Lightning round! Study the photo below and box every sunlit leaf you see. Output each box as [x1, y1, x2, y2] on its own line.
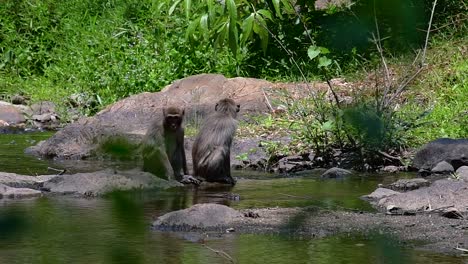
[272, 0, 282, 19]
[207, 0, 215, 19]
[318, 56, 332, 68]
[241, 13, 254, 44]
[319, 46, 330, 54]
[228, 20, 239, 55]
[168, 0, 182, 16]
[226, 0, 237, 21]
[185, 19, 199, 41]
[184, 0, 192, 18]
[307, 46, 320, 60]
[200, 13, 209, 39]
[257, 9, 273, 21]
[280, 0, 295, 14]
[215, 22, 228, 49]
[253, 15, 268, 53]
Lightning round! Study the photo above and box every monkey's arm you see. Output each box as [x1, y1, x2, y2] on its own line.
[180, 138, 189, 176]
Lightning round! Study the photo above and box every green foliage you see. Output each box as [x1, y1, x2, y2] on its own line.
[0, 0, 239, 113]
[95, 136, 139, 161]
[401, 35, 468, 144]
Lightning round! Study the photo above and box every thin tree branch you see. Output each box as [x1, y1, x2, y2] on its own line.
[421, 0, 438, 65]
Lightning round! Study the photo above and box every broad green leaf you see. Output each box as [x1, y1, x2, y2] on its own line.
[207, 0, 215, 19]
[319, 46, 330, 54]
[241, 13, 254, 44]
[185, 19, 199, 41]
[184, 0, 192, 18]
[307, 46, 320, 60]
[169, 0, 182, 16]
[215, 22, 228, 49]
[200, 14, 209, 40]
[280, 0, 295, 14]
[253, 15, 268, 53]
[318, 56, 332, 68]
[272, 0, 282, 19]
[257, 9, 272, 20]
[228, 20, 239, 56]
[226, 0, 237, 21]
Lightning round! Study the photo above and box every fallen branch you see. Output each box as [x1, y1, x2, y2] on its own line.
[203, 244, 236, 263]
[261, 88, 274, 112]
[455, 247, 468, 253]
[47, 167, 66, 175]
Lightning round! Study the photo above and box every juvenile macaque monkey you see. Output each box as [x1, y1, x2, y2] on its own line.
[192, 98, 240, 185]
[142, 107, 188, 181]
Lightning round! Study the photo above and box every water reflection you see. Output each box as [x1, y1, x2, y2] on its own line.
[1, 133, 465, 263]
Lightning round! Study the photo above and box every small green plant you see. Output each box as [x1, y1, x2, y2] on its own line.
[235, 152, 249, 162]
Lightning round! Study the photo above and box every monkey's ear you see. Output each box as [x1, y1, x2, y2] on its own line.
[181, 108, 185, 116]
[215, 103, 219, 111]
[236, 104, 240, 112]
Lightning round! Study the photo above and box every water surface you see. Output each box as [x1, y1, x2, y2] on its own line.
[0, 132, 465, 263]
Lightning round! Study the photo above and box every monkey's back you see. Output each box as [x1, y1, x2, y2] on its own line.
[192, 112, 238, 182]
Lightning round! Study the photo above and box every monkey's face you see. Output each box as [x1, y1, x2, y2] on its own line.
[165, 115, 182, 131]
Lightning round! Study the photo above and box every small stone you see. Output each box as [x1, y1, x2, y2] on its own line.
[382, 165, 400, 173]
[431, 160, 454, 174]
[441, 207, 463, 219]
[362, 188, 400, 202]
[456, 166, 468, 182]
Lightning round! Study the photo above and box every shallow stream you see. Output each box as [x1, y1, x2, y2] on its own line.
[0, 132, 465, 263]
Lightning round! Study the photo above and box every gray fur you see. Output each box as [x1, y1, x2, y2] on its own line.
[192, 98, 239, 185]
[142, 107, 188, 181]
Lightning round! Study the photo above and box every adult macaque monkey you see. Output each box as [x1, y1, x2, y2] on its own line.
[192, 98, 240, 185]
[142, 106, 198, 184]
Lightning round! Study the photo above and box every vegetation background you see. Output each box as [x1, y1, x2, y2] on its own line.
[0, 0, 466, 166]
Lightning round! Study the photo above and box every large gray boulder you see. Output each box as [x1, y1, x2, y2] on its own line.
[413, 138, 468, 171]
[153, 203, 243, 230]
[42, 169, 181, 196]
[0, 170, 180, 197]
[371, 179, 468, 213]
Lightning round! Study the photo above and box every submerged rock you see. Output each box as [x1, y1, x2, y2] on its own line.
[0, 183, 42, 199]
[0, 169, 180, 197]
[361, 188, 400, 202]
[320, 167, 352, 179]
[153, 203, 243, 230]
[386, 178, 430, 192]
[0, 172, 54, 189]
[43, 169, 182, 196]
